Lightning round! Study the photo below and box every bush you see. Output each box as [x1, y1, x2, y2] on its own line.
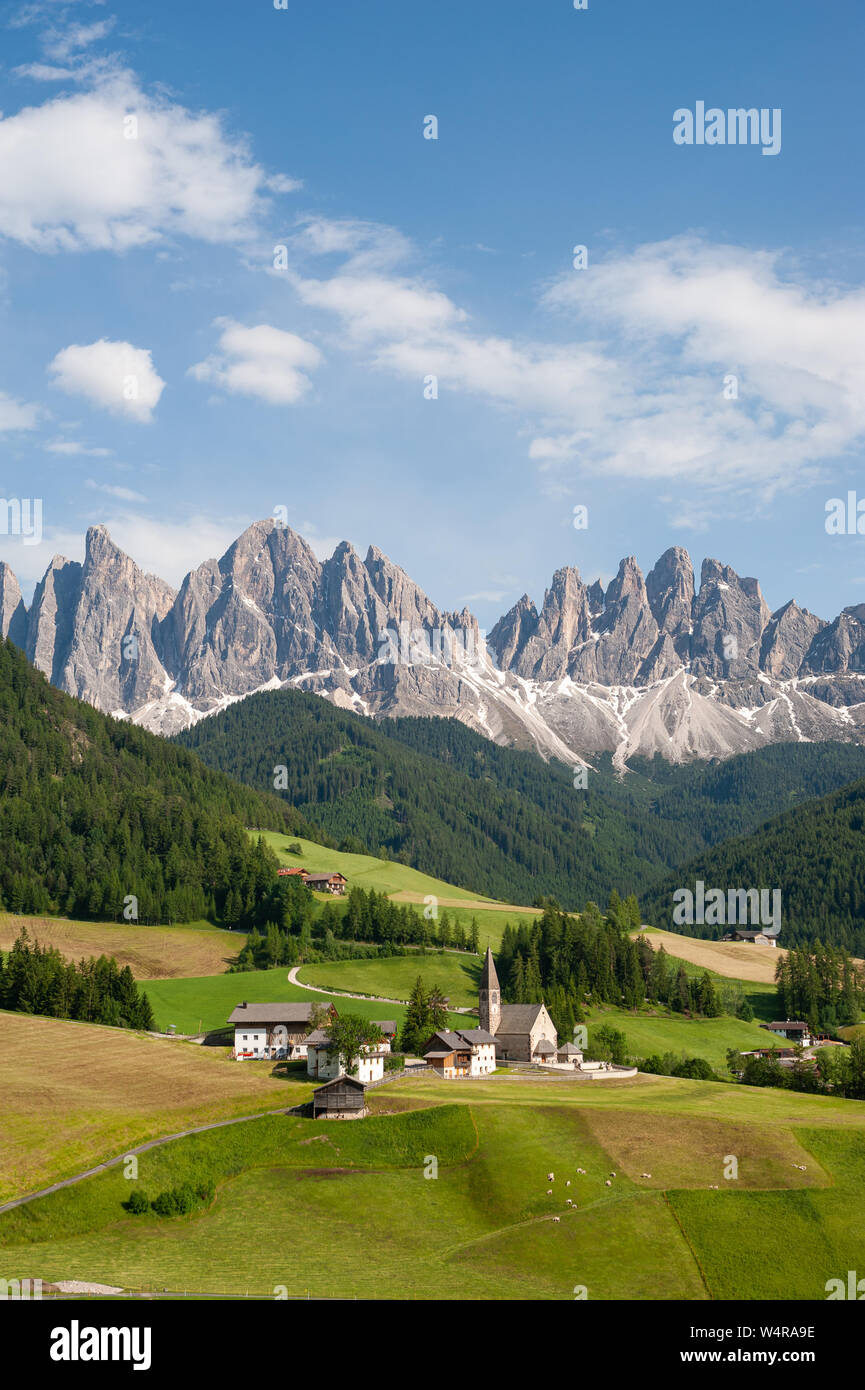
[151, 1189, 180, 1217]
[126, 1189, 150, 1214]
[150, 1180, 215, 1216]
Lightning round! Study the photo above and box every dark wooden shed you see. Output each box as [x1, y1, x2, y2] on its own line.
[312, 1074, 368, 1119]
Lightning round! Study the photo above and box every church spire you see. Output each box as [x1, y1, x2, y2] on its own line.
[479, 946, 501, 1034]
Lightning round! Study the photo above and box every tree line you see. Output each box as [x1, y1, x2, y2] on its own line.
[0, 637, 321, 928]
[0, 929, 154, 1030]
[497, 892, 724, 1040]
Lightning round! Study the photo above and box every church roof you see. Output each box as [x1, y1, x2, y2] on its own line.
[497, 1002, 545, 1032]
[479, 946, 500, 992]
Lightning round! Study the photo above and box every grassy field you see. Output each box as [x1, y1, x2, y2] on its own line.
[637, 926, 785, 986]
[0, 913, 246, 979]
[140, 965, 466, 1036]
[297, 952, 482, 1011]
[0, 1011, 315, 1204]
[4, 1073, 865, 1300]
[259, 832, 540, 949]
[584, 1003, 782, 1071]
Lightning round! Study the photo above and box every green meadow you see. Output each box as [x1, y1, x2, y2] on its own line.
[584, 1003, 783, 1072]
[4, 1076, 865, 1300]
[258, 832, 540, 949]
[296, 951, 482, 1012]
[141, 966, 466, 1036]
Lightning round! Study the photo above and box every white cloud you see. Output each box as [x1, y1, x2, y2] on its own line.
[189, 318, 322, 406]
[0, 391, 39, 430]
[288, 224, 865, 498]
[42, 18, 116, 63]
[0, 69, 298, 251]
[48, 338, 166, 422]
[45, 438, 112, 456]
[294, 272, 466, 343]
[84, 478, 146, 502]
[13, 63, 76, 82]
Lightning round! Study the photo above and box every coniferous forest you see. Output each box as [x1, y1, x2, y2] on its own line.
[0, 929, 155, 1030]
[176, 686, 865, 931]
[0, 639, 321, 926]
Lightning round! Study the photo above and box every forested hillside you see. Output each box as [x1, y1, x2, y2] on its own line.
[0, 638, 320, 925]
[176, 687, 865, 911]
[643, 778, 865, 956]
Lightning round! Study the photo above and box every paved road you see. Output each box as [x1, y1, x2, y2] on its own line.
[287, 965, 475, 1014]
[0, 1105, 304, 1217]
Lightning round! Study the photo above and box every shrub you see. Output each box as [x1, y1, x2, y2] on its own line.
[126, 1189, 150, 1214]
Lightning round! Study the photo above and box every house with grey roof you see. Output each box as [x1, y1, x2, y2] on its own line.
[306, 1026, 387, 1084]
[423, 1027, 497, 1078]
[228, 1001, 337, 1061]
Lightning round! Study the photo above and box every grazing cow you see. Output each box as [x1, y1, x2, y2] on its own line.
[547, 1189, 553, 1195]
[553, 1217, 560, 1224]
[605, 1179, 612, 1187]
[609, 1171, 616, 1178]
[565, 1180, 571, 1187]
[547, 1172, 554, 1181]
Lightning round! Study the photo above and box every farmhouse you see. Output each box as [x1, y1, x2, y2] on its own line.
[762, 1021, 812, 1045]
[313, 1074, 368, 1120]
[370, 1020, 398, 1051]
[723, 928, 779, 946]
[306, 872, 348, 895]
[423, 1028, 497, 1078]
[275, 868, 348, 895]
[478, 946, 558, 1062]
[228, 1001, 337, 1060]
[306, 1028, 386, 1083]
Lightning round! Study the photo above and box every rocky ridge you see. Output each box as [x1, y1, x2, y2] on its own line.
[3, 520, 865, 767]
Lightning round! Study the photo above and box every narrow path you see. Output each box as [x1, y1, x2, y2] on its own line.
[0, 1105, 304, 1218]
[287, 966, 476, 1015]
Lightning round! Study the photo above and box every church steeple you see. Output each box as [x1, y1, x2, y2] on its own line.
[479, 945, 501, 1034]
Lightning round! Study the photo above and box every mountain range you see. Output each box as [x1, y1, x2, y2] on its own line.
[3, 518, 865, 765]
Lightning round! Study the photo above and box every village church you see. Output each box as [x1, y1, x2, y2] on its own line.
[479, 946, 558, 1062]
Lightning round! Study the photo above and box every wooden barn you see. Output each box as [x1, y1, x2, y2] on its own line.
[312, 1074, 368, 1120]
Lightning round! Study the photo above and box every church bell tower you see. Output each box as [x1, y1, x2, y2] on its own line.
[479, 946, 501, 1034]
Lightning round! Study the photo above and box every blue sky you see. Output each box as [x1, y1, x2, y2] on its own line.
[0, 0, 864, 632]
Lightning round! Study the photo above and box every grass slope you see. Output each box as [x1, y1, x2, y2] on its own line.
[0, 1011, 312, 1204]
[4, 1077, 865, 1300]
[585, 1004, 783, 1071]
[637, 926, 785, 987]
[296, 953, 482, 1011]
[0, 913, 246, 980]
[140, 966, 467, 1036]
[262, 831, 540, 949]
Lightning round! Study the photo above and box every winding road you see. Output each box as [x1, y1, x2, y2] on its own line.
[0, 1105, 304, 1217]
[287, 965, 475, 1014]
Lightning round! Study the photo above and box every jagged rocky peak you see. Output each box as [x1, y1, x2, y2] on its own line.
[0, 561, 27, 647]
[364, 543, 443, 627]
[487, 594, 539, 672]
[760, 600, 826, 680]
[580, 555, 662, 684]
[646, 546, 695, 658]
[25, 554, 83, 685]
[690, 557, 771, 678]
[801, 603, 865, 675]
[10, 519, 865, 763]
